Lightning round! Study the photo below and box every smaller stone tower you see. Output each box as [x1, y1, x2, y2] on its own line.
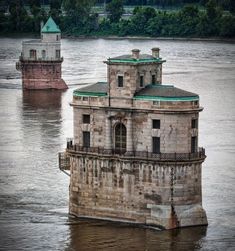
[16, 17, 67, 89]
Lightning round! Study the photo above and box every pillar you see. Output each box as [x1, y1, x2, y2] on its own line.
[126, 117, 133, 153]
[105, 116, 112, 150]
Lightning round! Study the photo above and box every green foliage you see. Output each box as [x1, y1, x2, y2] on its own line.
[62, 0, 94, 28]
[106, 0, 124, 23]
[0, 0, 234, 38]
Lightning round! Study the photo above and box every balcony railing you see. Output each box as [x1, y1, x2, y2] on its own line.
[19, 55, 63, 62]
[58, 152, 70, 170]
[66, 141, 206, 162]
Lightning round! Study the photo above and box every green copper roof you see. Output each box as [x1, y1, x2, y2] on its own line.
[74, 82, 107, 97]
[73, 82, 199, 102]
[135, 84, 199, 101]
[133, 95, 199, 101]
[106, 58, 166, 64]
[105, 54, 166, 64]
[41, 17, 61, 33]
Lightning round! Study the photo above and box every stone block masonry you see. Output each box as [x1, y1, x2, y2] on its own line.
[20, 60, 67, 90]
[68, 154, 207, 229]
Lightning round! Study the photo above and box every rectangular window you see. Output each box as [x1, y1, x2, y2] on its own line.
[83, 131, 90, 148]
[140, 75, 144, 87]
[42, 50, 46, 59]
[152, 119, 160, 129]
[152, 137, 160, 153]
[191, 136, 197, 153]
[30, 49, 36, 59]
[152, 74, 156, 84]
[56, 49, 60, 59]
[117, 76, 123, 87]
[192, 118, 198, 129]
[83, 114, 90, 124]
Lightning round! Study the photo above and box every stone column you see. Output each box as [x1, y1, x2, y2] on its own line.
[126, 117, 133, 153]
[105, 116, 112, 150]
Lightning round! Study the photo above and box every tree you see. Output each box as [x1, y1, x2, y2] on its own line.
[9, 0, 29, 31]
[50, 0, 62, 10]
[30, 0, 41, 17]
[62, 0, 95, 25]
[50, 0, 62, 22]
[106, 0, 124, 23]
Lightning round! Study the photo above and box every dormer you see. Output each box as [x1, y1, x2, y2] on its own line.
[105, 48, 166, 99]
[41, 17, 61, 43]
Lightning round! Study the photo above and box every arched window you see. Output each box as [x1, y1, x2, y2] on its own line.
[115, 123, 126, 153]
[29, 49, 36, 59]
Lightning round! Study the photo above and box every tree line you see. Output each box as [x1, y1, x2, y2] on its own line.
[0, 0, 234, 38]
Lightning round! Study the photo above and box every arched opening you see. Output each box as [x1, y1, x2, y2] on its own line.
[114, 123, 126, 153]
[29, 49, 36, 59]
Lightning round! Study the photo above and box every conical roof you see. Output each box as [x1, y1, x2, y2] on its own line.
[41, 17, 61, 33]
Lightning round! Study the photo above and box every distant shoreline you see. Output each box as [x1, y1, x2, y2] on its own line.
[1, 33, 235, 43]
[65, 35, 235, 43]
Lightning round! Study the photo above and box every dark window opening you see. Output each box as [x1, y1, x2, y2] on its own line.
[56, 49, 60, 59]
[152, 119, 160, 129]
[152, 137, 160, 153]
[152, 74, 156, 84]
[140, 75, 144, 87]
[191, 136, 197, 153]
[83, 131, 90, 148]
[30, 49, 36, 59]
[42, 50, 46, 59]
[192, 118, 198, 129]
[118, 76, 123, 87]
[83, 114, 90, 124]
[115, 123, 126, 153]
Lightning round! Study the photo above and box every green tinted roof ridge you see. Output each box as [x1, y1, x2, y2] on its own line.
[41, 17, 60, 33]
[134, 95, 199, 101]
[108, 58, 166, 64]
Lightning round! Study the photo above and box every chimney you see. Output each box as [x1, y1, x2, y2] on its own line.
[132, 49, 140, 60]
[152, 47, 160, 58]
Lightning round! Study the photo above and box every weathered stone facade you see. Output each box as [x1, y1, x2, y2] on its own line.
[16, 17, 67, 90]
[60, 48, 207, 229]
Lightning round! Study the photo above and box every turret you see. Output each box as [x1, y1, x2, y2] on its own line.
[41, 17, 61, 43]
[16, 17, 67, 89]
[105, 48, 165, 98]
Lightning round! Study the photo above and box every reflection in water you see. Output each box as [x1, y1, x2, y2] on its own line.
[22, 90, 64, 108]
[65, 219, 207, 251]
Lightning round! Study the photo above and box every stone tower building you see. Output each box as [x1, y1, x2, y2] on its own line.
[59, 48, 207, 229]
[16, 17, 67, 89]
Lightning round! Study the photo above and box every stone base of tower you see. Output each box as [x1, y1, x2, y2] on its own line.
[69, 203, 207, 230]
[22, 78, 67, 90]
[146, 204, 208, 229]
[67, 152, 207, 230]
[17, 59, 68, 90]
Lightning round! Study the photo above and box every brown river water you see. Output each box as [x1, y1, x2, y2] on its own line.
[0, 38, 234, 251]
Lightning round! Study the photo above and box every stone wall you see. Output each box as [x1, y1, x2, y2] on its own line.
[73, 107, 199, 153]
[69, 154, 207, 229]
[20, 60, 67, 89]
[108, 63, 162, 98]
[22, 41, 61, 60]
[72, 95, 200, 111]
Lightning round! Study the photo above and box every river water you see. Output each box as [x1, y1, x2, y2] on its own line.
[0, 37, 234, 251]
